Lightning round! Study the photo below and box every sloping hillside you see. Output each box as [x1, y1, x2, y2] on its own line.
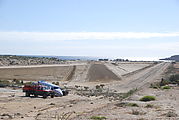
[0, 55, 63, 66]
[160, 55, 179, 61]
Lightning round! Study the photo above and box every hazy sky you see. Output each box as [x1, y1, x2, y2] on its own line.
[0, 0, 179, 60]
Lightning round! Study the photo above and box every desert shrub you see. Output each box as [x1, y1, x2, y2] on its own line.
[162, 86, 171, 89]
[150, 82, 160, 89]
[21, 80, 24, 84]
[168, 74, 179, 84]
[14, 79, 21, 84]
[145, 104, 154, 108]
[1, 113, 13, 119]
[56, 111, 75, 120]
[100, 84, 105, 88]
[139, 96, 156, 102]
[0, 80, 11, 87]
[131, 109, 146, 115]
[137, 118, 146, 120]
[95, 85, 103, 92]
[84, 86, 89, 90]
[160, 78, 169, 86]
[75, 85, 80, 88]
[115, 102, 128, 107]
[24, 81, 33, 85]
[55, 82, 59, 85]
[90, 116, 107, 120]
[122, 88, 137, 99]
[166, 111, 178, 117]
[95, 85, 100, 89]
[127, 103, 139, 107]
[52, 81, 59, 85]
[115, 102, 139, 107]
[131, 110, 140, 115]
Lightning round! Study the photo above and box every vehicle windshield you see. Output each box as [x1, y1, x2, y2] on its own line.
[54, 87, 59, 89]
[42, 87, 49, 90]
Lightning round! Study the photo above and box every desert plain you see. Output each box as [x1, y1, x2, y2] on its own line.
[0, 61, 178, 120]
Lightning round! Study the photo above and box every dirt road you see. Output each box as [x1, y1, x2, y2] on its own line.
[108, 62, 170, 92]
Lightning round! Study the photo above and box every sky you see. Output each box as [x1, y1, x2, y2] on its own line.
[0, 0, 179, 60]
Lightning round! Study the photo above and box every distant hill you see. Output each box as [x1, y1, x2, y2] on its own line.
[18, 55, 99, 61]
[160, 55, 179, 61]
[0, 55, 63, 66]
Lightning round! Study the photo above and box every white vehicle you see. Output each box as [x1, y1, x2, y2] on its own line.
[38, 81, 68, 97]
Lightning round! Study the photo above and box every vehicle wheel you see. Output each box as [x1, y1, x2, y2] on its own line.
[34, 93, 38, 97]
[62, 90, 69, 96]
[25, 92, 30, 97]
[51, 95, 54, 98]
[43, 94, 47, 99]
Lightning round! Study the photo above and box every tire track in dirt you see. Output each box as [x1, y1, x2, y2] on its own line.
[117, 62, 170, 92]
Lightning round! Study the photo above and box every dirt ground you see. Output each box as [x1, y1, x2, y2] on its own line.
[0, 61, 178, 120]
[72, 86, 179, 120]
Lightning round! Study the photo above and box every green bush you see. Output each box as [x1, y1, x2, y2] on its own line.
[139, 96, 156, 102]
[90, 116, 107, 120]
[127, 103, 139, 107]
[162, 86, 171, 89]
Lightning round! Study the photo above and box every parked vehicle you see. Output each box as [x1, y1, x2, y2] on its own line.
[23, 84, 55, 98]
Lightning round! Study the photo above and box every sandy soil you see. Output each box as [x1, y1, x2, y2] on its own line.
[0, 61, 178, 120]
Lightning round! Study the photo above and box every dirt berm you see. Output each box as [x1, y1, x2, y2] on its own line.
[87, 64, 121, 82]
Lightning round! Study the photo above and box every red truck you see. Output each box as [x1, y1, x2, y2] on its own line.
[23, 84, 55, 98]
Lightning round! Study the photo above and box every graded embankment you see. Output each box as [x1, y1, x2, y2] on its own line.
[87, 64, 121, 82]
[0, 66, 70, 81]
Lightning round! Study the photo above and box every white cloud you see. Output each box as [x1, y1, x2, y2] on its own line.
[0, 31, 179, 41]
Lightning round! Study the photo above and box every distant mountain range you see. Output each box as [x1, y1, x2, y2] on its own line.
[160, 55, 179, 61]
